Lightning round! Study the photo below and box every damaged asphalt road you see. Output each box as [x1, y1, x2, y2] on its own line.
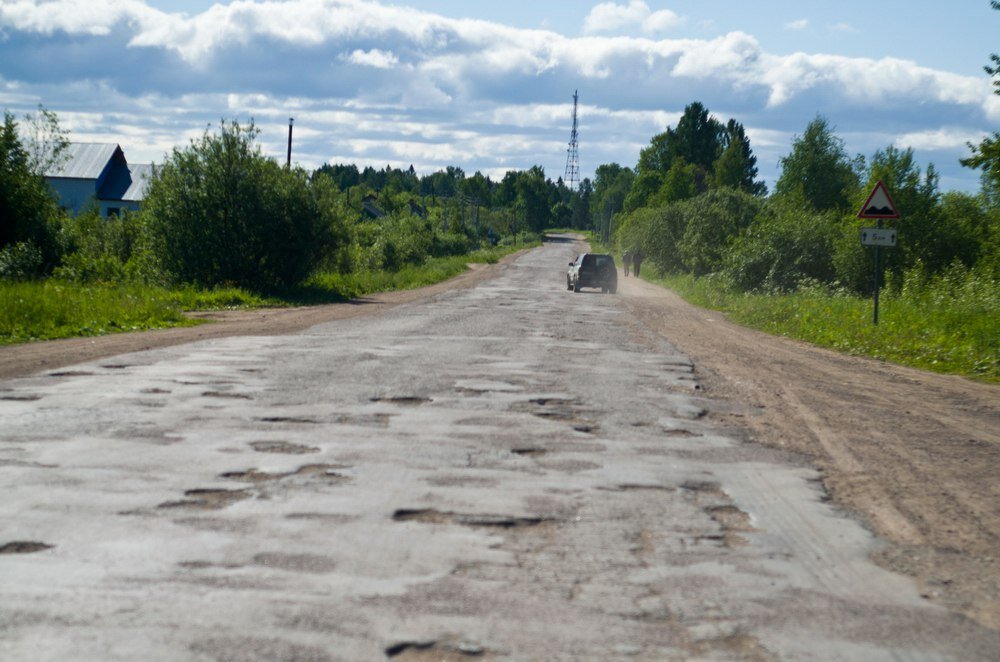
[1, 238, 996, 660]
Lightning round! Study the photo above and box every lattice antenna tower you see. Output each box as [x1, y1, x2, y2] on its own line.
[564, 90, 580, 191]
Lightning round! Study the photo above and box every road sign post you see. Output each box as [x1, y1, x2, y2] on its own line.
[857, 181, 900, 325]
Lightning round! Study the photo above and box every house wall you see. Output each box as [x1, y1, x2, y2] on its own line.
[49, 178, 97, 215]
[47, 178, 141, 217]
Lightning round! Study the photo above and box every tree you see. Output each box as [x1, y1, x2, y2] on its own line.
[21, 104, 70, 176]
[677, 189, 763, 276]
[960, 1, 1000, 196]
[627, 102, 763, 210]
[774, 116, 862, 212]
[142, 120, 329, 290]
[671, 101, 725, 172]
[514, 166, 551, 232]
[0, 110, 61, 273]
[648, 158, 698, 207]
[714, 120, 767, 195]
[570, 178, 593, 229]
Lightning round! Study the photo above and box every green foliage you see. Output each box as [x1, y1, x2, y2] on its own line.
[0, 110, 62, 271]
[0, 241, 44, 280]
[22, 104, 70, 177]
[0, 281, 192, 344]
[654, 268, 998, 381]
[142, 120, 331, 291]
[715, 120, 767, 196]
[52, 208, 160, 284]
[961, 2, 1000, 194]
[725, 199, 840, 292]
[626, 102, 765, 211]
[649, 158, 699, 207]
[775, 115, 862, 212]
[677, 189, 763, 275]
[616, 188, 762, 277]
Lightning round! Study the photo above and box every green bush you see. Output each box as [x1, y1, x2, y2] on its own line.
[677, 189, 763, 275]
[142, 120, 330, 291]
[725, 199, 840, 292]
[0, 241, 44, 280]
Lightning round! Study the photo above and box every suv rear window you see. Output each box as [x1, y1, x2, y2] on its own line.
[583, 254, 614, 269]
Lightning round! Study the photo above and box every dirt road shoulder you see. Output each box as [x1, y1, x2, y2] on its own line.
[617, 271, 1000, 630]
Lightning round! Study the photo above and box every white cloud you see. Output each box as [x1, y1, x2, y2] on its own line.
[895, 127, 988, 151]
[0, 0, 994, 190]
[0, 0, 162, 36]
[784, 19, 809, 31]
[829, 22, 859, 34]
[344, 48, 399, 69]
[583, 1, 681, 35]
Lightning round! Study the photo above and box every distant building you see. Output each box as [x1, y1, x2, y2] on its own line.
[44, 143, 151, 217]
[361, 193, 386, 219]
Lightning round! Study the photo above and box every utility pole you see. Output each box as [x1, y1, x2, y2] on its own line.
[563, 90, 580, 192]
[286, 117, 294, 168]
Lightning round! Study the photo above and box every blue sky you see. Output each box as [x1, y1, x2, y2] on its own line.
[2, 1, 997, 192]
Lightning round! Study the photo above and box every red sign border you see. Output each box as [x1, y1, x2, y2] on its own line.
[858, 180, 900, 219]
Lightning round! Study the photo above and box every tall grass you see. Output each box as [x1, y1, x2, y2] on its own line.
[300, 248, 517, 302]
[653, 270, 999, 381]
[0, 244, 532, 346]
[0, 281, 190, 344]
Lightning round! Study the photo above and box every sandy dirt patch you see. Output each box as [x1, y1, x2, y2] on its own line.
[616, 270, 1000, 630]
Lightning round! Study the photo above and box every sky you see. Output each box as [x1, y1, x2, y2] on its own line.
[1, 0, 997, 193]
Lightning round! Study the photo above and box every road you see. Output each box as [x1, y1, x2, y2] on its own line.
[1, 236, 997, 660]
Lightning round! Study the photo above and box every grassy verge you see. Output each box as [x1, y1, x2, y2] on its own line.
[0, 243, 534, 346]
[589, 233, 997, 381]
[296, 245, 530, 303]
[650, 271, 999, 382]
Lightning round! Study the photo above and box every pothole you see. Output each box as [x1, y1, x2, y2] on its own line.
[707, 505, 755, 532]
[662, 428, 703, 438]
[220, 463, 349, 483]
[680, 480, 726, 499]
[140, 388, 172, 395]
[370, 396, 432, 406]
[333, 412, 394, 427]
[101, 364, 131, 370]
[0, 395, 42, 402]
[202, 391, 253, 400]
[392, 508, 554, 529]
[600, 484, 675, 493]
[385, 640, 488, 659]
[528, 398, 578, 407]
[423, 475, 499, 488]
[256, 416, 321, 425]
[0, 541, 54, 554]
[511, 447, 547, 457]
[157, 488, 251, 510]
[47, 371, 93, 377]
[250, 441, 319, 454]
[219, 469, 286, 482]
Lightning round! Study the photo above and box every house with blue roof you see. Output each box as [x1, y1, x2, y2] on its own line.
[44, 143, 151, 217]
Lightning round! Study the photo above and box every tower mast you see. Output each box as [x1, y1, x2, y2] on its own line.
[563, 90, 580, 191]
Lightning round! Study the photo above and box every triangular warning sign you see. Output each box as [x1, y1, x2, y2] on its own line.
[858, 180, 900, 219]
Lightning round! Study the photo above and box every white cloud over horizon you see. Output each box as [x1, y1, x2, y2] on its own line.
[0, 0, 995, 191]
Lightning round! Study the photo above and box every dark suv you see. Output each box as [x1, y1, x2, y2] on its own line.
[567, 253, 617, 293]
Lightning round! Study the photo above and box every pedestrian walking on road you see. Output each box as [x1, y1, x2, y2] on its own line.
[633, 250, 645, 278]
[622, 250, 631, 277]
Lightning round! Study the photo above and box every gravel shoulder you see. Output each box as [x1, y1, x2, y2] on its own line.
[616, 270, 1000, 630]
[3, 242, 997, 631]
